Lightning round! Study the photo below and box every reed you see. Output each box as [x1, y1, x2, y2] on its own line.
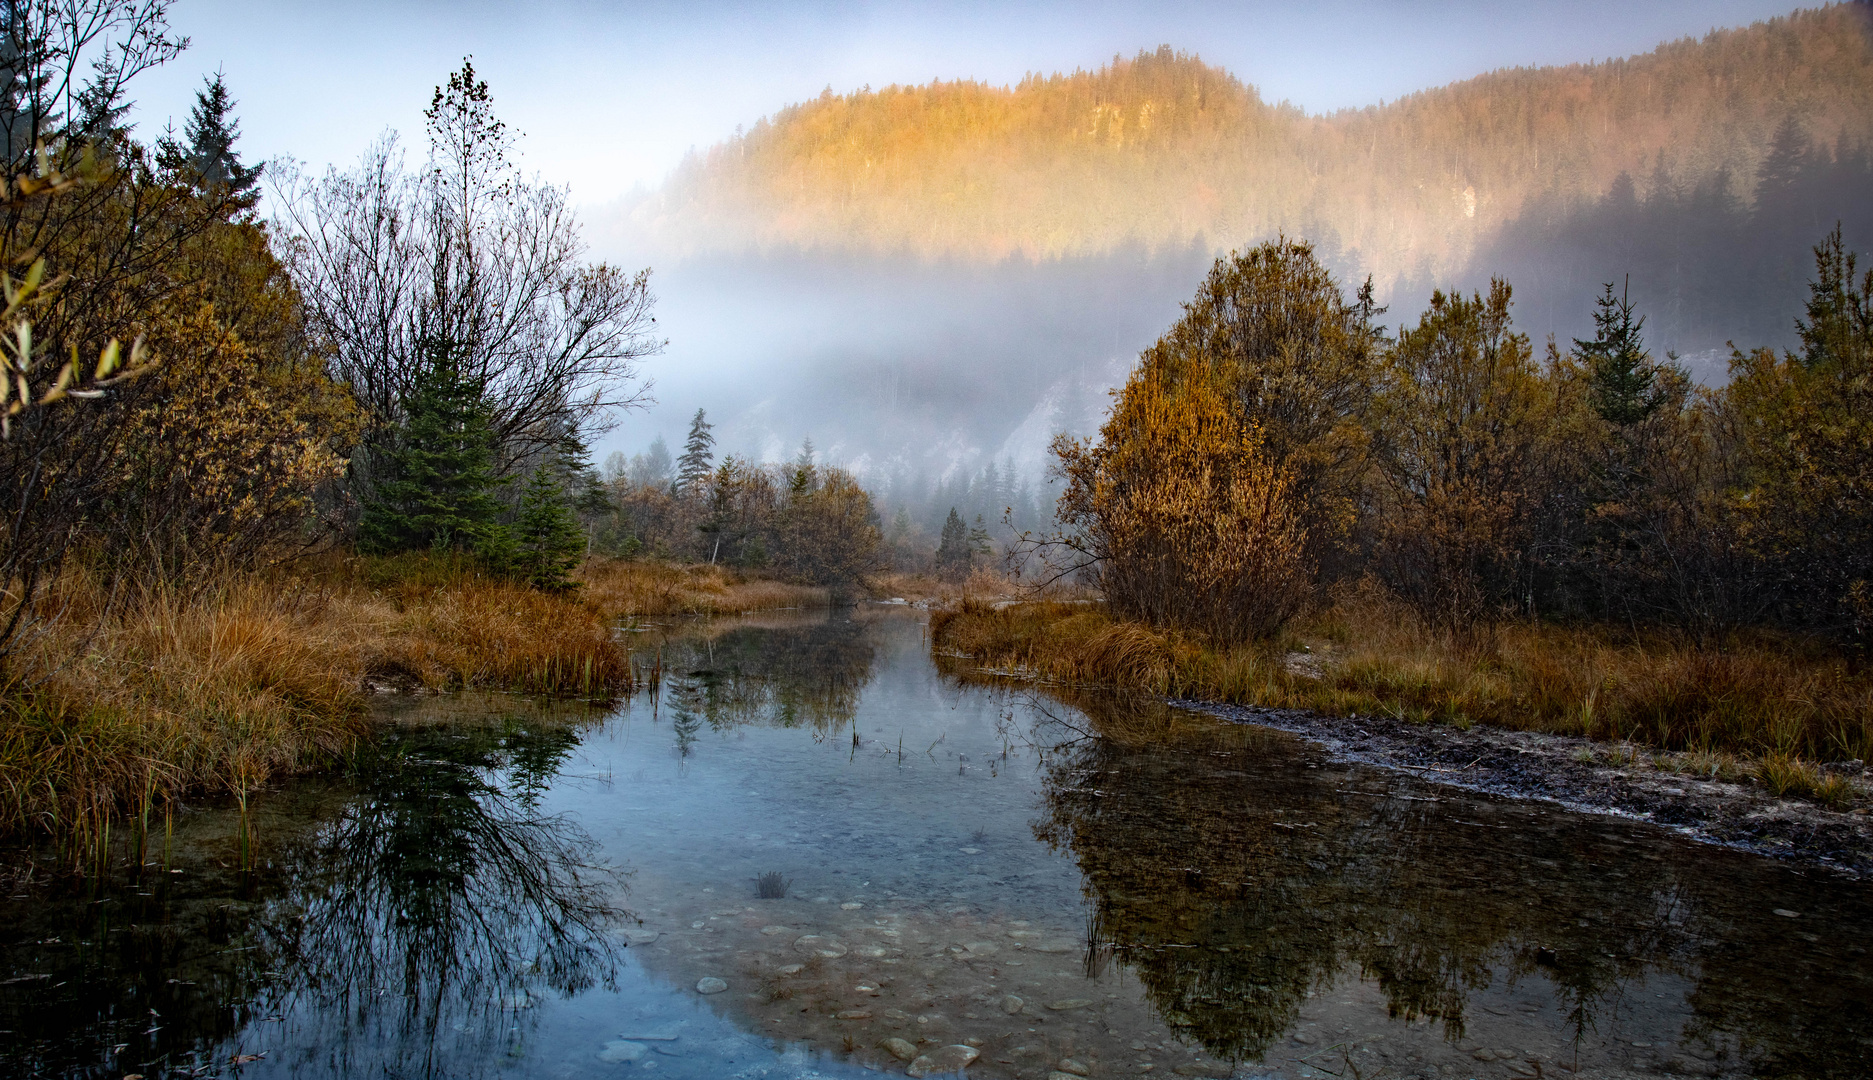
[576, 558, 828, 616]
[0, 552, 641, 847]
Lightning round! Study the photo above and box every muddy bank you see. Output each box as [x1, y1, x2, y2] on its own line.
[1172, 699, 1873, 879]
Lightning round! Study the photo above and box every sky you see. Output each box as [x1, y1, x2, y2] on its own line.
[131, 0, 1809, 213]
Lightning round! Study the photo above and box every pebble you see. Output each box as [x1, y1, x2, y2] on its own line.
[1472, 1048, 1498, 1061]
[836, 1009, 873, 1020]
[794, 935, 849, 958]
[907, 1045, 981, 1078]
[761, 925, 794, 935]
[618, 1031, 680, 1042]
[963, 941, 1000, 955]
[778, 964, 804, 975]
[1773, 908, 1801, 918]
[1003, 994, 1026, 1015]
[842, 902, 866, 909]
[597, 1040, 648, 1063]
[696, 977, 728, 994]
[1050, 1073, 1086, 1080]
[881, 1038, 920, 1062]
[619, 927, 661, 945]
[1047, 999, 1096, 1011]
[1058, 1058, 1092, 1075]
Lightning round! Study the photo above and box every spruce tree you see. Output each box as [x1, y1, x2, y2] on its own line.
[1796, 223, 1873, 372]
[935, 507, 969, 581]
[1575, 279, 1659, 426]
[158, 72, 262, 203]
[675, 409, 715, 493]
[357, 347, 504, 555]
[513, 465, 586, 590]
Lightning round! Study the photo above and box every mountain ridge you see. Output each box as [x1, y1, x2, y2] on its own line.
[620, 2, 1873, 291]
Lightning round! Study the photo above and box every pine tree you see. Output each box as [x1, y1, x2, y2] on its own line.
[935, 507, 970, 581]
[159, 72, 262, 203]
[1575, 279, 1660, 426]
[513, 464, 586, 590]
[357, 346, 504, 555]
[675, 409, 715, 493]
[1796, 223, 1873, 372]
[788, 438, 818, 495]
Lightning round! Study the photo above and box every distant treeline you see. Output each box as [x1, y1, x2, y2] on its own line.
[1038, 230, 1873, 652]
[1455, 116, 1873, 354]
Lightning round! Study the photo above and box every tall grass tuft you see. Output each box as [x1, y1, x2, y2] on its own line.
[0, 552, 645, 849]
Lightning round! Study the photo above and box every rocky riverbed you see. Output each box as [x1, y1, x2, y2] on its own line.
[1175, 699, 1873, 879]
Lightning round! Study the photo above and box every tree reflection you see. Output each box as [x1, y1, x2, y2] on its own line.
[252, 718, 624, 1078]
[1029, 691, 1704, 1064]
[656, 612, 877, 738]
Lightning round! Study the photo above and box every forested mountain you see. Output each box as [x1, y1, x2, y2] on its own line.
[626, 3, 1871, 354]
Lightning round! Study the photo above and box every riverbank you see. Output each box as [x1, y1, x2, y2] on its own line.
[931, 597, 1873, 876]
[0, 554, 828, 845]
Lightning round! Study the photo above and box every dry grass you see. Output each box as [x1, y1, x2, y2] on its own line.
[930, 586, 1873, 767]
[577, 558, 827, 616]
[0, 552, 643, 846]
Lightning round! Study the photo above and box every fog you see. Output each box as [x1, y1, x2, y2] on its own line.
[595, 244, 1215, 495]
[592, 141, 1872, 509]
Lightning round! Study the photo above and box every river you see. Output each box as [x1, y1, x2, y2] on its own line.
[2, 609, 1867, 1079]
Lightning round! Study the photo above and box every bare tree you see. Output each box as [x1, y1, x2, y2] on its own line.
[272, 59, 660, 486]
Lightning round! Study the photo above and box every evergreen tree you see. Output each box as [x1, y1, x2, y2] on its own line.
[1575, 279, 1662, 426]
[935, 507, 969, 581]
[788, 438, 818, 495]
[357, 347, 504, 555]
[1796, 223, 1873, 372]
[513, 464, 586, 590]
[158, 72, 262, 203]
[675, 409, 715, 493]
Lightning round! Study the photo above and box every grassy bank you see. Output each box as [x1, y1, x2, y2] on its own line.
[0, 553, 837, 845]
[931, 591, 1873, 774]
[577, 559, 828, 616]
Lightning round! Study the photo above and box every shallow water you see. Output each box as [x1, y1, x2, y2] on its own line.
[2, 609, 1869, 1080]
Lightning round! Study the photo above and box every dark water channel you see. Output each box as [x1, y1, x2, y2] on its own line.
[2, 610, 1868, 1080]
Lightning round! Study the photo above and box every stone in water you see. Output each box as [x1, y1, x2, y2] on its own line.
[597, 1041, 648, 1063]
[794, 934, 849, 958]
[696, 977, 728, 994]
[1046, 999, 1095, 1011]
[907, 1045, 980, 1078]
[882, 1037, 920, 1062]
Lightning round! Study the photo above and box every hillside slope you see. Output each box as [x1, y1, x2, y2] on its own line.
[628, 3, 1873, 291]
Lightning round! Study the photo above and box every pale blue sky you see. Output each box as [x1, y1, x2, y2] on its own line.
[130, 0, 1809, 212]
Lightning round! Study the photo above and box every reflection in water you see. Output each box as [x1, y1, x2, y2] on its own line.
[656, 612, 877, 737]
[0, 708, 624, 1080]
[258, 719, 624, 1077]
[1027, 690, 1873, 1077]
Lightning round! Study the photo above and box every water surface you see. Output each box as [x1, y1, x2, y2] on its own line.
[2, 609, 1867, 1079]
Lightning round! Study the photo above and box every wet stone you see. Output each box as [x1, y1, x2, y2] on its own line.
[696, 977, 728, 994]
[837, 1009, 873, 1020]
[882, 1038, 920, 1062]
[794, 934, 849, 958]
[907, 1044, 981, 1078]
[598, 1040, 649, 1063]
[1059, 1057, 1093, 1075]
[1048, 999, 1096, 1011]
[1003, 994, 1026, 1014]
